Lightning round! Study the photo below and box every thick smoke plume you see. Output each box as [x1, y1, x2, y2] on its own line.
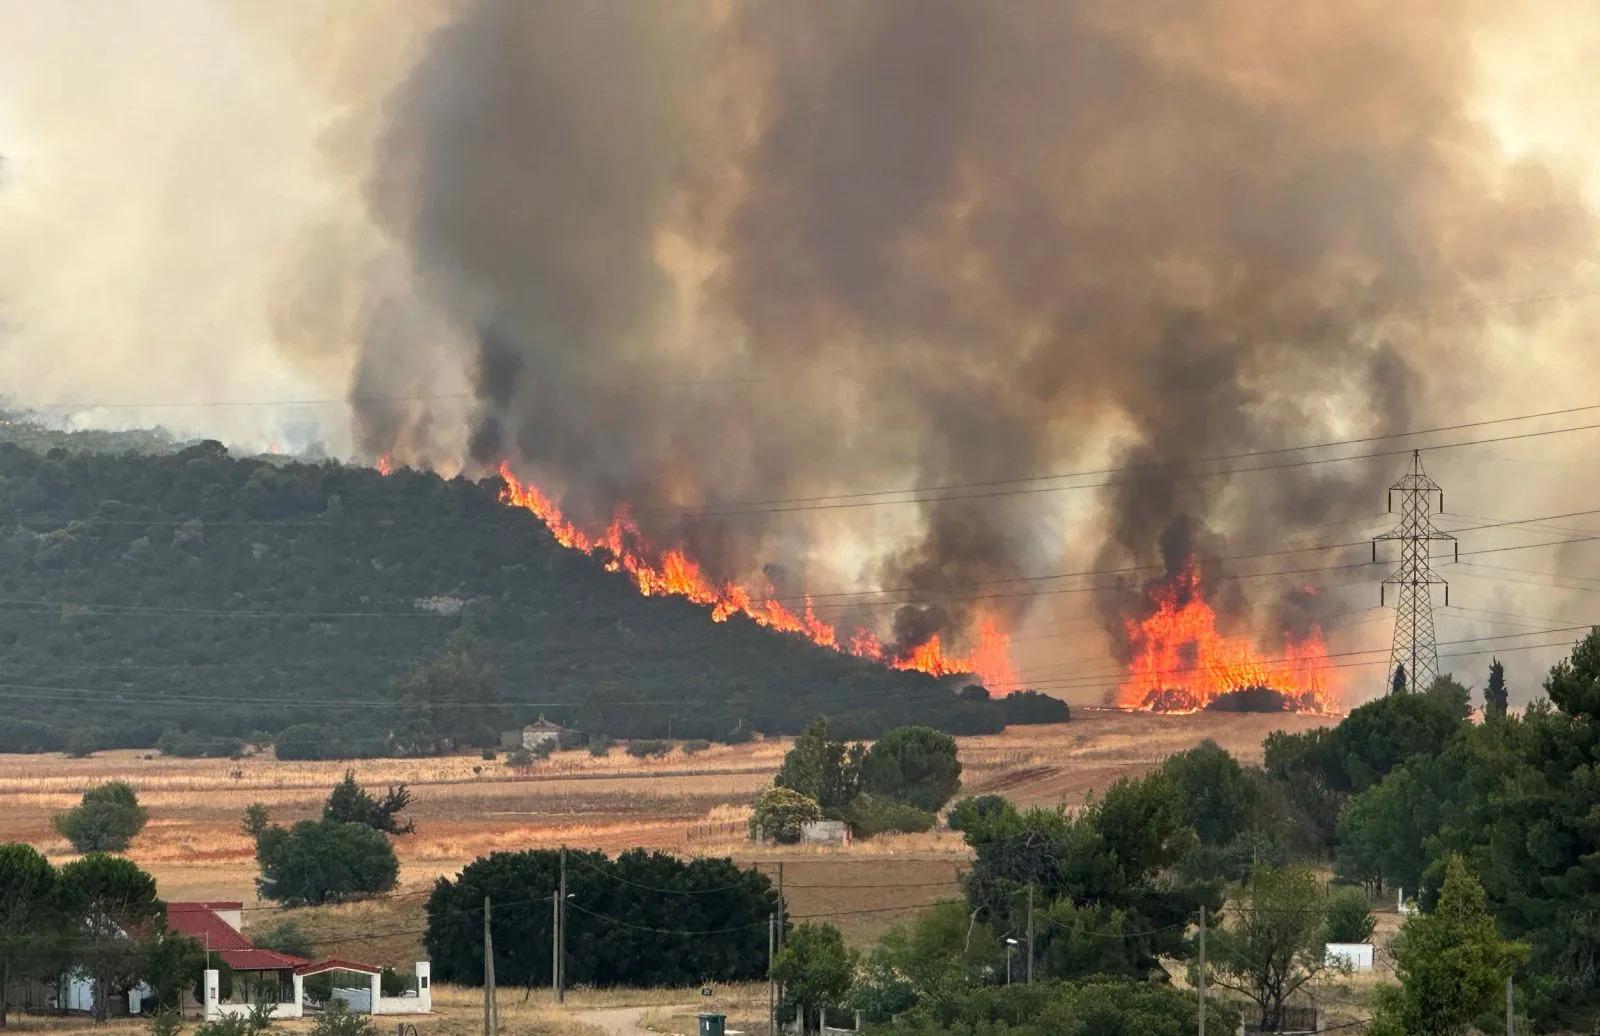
[4, 2, 1596, 686]
[327, 0, 1592, 660]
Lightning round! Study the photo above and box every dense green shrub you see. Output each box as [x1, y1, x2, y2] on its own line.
[945, 794, 1017, 836]
[1324, 886, 1375, 944]
[860, 726, 962, 812]
[255, 820, 399, 906]
[54, 781, 150, 852]
[751, 787, 823, 843]
[158, 728, 246, 759]
[274, 724, 386, 762]
[848, 795, 936, 837]
[251, 920, 316, 959]
[425, 849, 773, 988]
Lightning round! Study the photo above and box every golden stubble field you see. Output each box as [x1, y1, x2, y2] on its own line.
[0, 710, 1326, 985]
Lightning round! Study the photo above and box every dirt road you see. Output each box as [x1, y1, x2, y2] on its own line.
[574, 1004, 695, 1036]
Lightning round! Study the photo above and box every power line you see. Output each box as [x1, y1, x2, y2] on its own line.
[653, 418, 1600, 519]
[795, 507, 1600, 608]
[1375, 451, 1454, 692]
[648, 399, 1600, 513]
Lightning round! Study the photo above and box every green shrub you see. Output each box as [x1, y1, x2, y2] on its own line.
[274, 724, 386, 762]
[587, 734, 614, 757]
[683, 739, 712, 755]
[848, 794, 936, 837]
[1324, 886, 1376, 944]
[53, 780, 150, 852]
[241, 803, 270, 839]
[158, 728, 245, 759]
[309, 1002, 376, 1036]
[626, 739, 670, 758]
[251, 920, 316, 959]
[254, 819, 399, 906]
[751, 787, 823, 843]
[860, 726, 961, 812]
[149, 1010, 183, 1036]
[379, 967, 410, 997]
[946, 794, 1017, 835]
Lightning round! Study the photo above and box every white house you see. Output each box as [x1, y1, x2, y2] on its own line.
[501, 715, 570, 751]
[173, 901, 431, 1020]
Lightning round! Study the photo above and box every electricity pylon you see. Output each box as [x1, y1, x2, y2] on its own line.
[1373, 450, 1455, 693]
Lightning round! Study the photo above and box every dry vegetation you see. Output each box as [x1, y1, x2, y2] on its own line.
[0, 710, 1329, 1031]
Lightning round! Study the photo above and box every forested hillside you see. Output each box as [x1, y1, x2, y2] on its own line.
[0, 441, 1063, 755]
[0, 409, 186, 456]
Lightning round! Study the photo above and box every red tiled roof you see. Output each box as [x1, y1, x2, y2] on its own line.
[167, 903, 253, 951]
[220, 948, 310, 971]
[167, 902, 310, 972]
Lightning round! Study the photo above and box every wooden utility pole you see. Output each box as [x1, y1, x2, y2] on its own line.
[776, 861, 786, 1027]
[558, 847, 568, 1004]
[1026, 884, 1035, 984]
[1197, 906, 1207, 1036]
[551, 891, 560, 999]
[768, 912, 778, 1036]
[482, 897, 496, 1036]
[1506, 975, 1515, 1036]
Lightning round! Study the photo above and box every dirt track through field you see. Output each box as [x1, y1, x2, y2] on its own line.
[577, 1004, 692, 1036]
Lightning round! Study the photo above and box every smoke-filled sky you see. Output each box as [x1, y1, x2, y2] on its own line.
[3, 1, 1599, 702]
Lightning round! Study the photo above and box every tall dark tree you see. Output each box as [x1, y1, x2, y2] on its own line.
[323, 772, 415, 834]
[1160, 739, 1255, 847]
[1370, 856, 1526, 1036]
[255, 820, 399, 906]
[772, 924, 856, 1030]
[860, 726, 962, 812]
[141, 934, 207, 1012]
[1391, 663, 1408, 696]
[57, 854, 164, 1021]
[425, 849, 775, 988]
[0, 844, 59, 1028]
[962, 773, 1209, 982]
[1483, 658, 1508, 719]
[774, 719, 866, 819]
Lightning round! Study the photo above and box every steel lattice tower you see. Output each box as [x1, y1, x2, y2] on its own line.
[1373, 450, 1456, 693]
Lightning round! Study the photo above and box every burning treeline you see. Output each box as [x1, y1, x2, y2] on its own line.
[497, 464, 1018, 691]
[299, 2, 1591, 706]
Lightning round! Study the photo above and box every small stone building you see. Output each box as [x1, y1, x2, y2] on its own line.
[500, 715, 570, 751]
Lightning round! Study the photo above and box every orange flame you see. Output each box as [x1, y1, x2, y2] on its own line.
[376, 454, 394, 477]
[1114, 557, 1336, 713]
[496, 462, 1018, 692]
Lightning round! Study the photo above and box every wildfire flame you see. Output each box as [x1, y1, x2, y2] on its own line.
[1114, 557, 1336, 713]
[495, 462, 1019, 692]
[376, 454, 394, 477]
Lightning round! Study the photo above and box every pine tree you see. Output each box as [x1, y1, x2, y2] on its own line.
[1370, 855, 1525, 1036]
[1483, 658, 1508, 719]
[1391, 664, 1408, 696]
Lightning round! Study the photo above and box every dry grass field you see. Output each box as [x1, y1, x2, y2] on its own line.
[0, 709, 1330, 1032]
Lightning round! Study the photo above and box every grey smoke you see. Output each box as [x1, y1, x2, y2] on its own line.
[321, 1, 1594, 660]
